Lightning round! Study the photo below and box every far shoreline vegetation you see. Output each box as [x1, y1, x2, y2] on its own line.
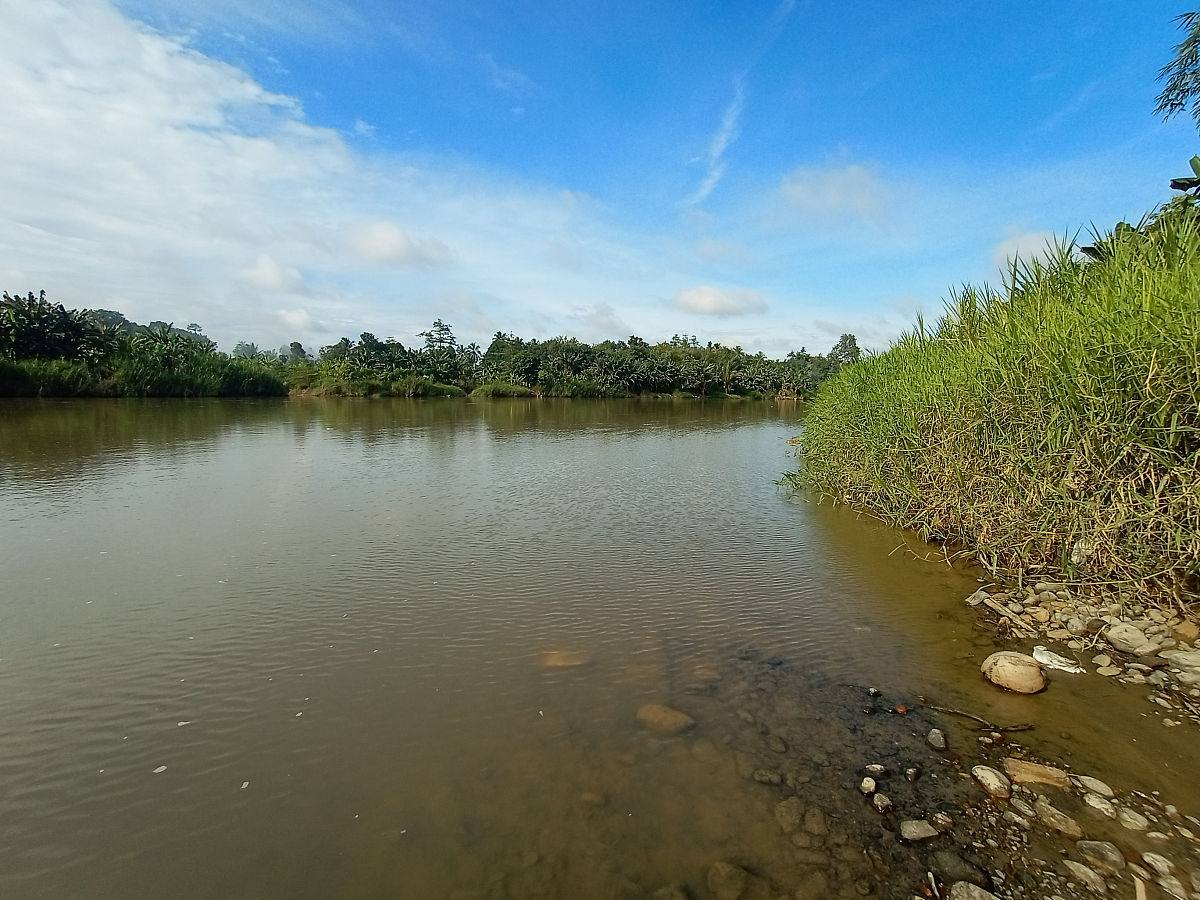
[0, 298, 860, 401]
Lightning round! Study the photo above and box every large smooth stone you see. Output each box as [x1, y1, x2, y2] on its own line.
[981, 652, 1045, 693]
[1106, 623, 1155, 655]
[636, 703, 695, 736]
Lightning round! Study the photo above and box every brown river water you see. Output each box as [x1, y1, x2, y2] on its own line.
[0, 398, 1196, 899]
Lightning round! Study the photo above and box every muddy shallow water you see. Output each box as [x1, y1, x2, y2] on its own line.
[0, 398, 1196, 898]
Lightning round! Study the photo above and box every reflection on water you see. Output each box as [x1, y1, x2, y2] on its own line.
[0, 398, 1195, 899]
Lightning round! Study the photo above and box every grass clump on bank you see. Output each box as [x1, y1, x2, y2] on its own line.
[790, 201, 1200, 603]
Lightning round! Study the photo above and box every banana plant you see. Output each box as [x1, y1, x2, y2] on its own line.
[1169, 154, 1200, 193]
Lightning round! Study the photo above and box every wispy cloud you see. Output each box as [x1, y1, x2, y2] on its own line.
[480, 52, 536, 96]
[686, 0, 795, 207]
[688, 76, 746, 206]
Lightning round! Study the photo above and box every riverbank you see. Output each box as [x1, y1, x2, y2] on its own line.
[963, 578, 1200, 727]
[790, 201, 1199, 612]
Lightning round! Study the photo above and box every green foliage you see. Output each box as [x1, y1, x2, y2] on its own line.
[279, 319, 842, 398]
[1, 290, 96, 360]
[0, 301, 840, 401]
[791, 202, 1200, 603]
[471, 382, 537, 398]
[1156, 11, 1200, 133]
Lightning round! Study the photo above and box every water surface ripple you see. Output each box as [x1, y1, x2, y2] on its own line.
[1, 398, 1196, 899]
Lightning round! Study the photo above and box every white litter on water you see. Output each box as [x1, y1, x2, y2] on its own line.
[1033, 646, 1086, 673]
[177, 721, 191, 726]
[241, 781, 250, 790]
[153, 765, 167, 774]
[295, 712, 303, 717]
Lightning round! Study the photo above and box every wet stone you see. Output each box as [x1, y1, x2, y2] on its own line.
[872, 793, 893, 815]
[927, 728, 948, 751]
[1061, 860, 1107, 893]
[947, 882, 999, 900]
[858, 777, 875, 795]
[1035, 797, 1084, 838]
[1072, 775, 1115, 798]
[1158, 875, 1189, 899]
[899, 820, 940, 842]
[1003, 757, 1071, 788]
[1117, 807, 1150, 831]
[1082, 793, 1116, 819]
[1010, 797, 1035, 818]
[1141, 852, 1173, 876]
[971, 765, 1011, 800]
[931, 850, 991, 888]
[1076, 840, 1124, 872]
[651, 886, 689, 900]
[751, 769, 781, 785]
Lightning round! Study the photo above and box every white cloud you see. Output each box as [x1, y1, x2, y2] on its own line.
[674, 286, 766, 317]
[990, 229, 1060, 269]
[349, 222, 454, 267]
[244, 254, 307, 292]
[780, 162, 885, 225]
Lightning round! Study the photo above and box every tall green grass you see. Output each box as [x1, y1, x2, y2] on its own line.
[791, 205, 1200, 603]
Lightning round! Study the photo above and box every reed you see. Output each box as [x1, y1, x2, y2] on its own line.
[792, 205, 1200, 603]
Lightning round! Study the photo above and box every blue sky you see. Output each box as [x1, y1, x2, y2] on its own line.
[1, 1, 1195, 356]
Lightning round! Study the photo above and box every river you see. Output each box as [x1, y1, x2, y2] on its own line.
[0, 398, 1195, 899]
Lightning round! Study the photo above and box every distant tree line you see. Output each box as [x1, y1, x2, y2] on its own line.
[272, 320, 861, 398]
[0, 291, 861, 398]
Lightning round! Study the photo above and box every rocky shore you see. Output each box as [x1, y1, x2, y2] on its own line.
[629, 663, 1200, 900]
[965, 582, 1200, 727]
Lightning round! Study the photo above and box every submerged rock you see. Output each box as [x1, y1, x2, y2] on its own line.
[774, 797, 805, 834]
[1034, 796, 1084, 838]
[1002, 757, 1070, 788]
[980, 652, 1045, 693]
[1076, 840, 1125, 872]
[635, 703, 695, 736]
[1061, 859, 1107, 893]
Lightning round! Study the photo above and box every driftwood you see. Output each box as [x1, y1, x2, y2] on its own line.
[923, 704, 1034, 733]
[980, 596, 1037, 636]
